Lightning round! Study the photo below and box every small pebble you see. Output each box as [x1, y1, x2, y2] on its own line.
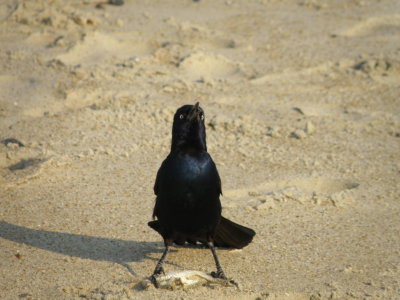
[108, 0, 124, 5]
[255, 199, 276, 210]
[266, 126, 281, 138]
[292, 129, 307, 139]
[2, 138, 24, 148]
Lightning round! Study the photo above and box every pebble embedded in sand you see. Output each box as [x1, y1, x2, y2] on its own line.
[266, 126, 281, 138]
[255, 198, 276, 210]
[109, 0, 125, 6]
[2, 138, 24, 148]
[292, 129, 307, 139]
[290, 122, 315, 139]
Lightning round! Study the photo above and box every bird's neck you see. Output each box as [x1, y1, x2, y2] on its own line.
[171, 133, 207, 153]
[171, 122, 207, 153]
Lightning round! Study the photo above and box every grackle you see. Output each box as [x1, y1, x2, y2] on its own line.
[148, 102, 255, 285]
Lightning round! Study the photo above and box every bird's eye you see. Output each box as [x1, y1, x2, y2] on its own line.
[179, 114, 184, 119]
[200, 114, 204, 120]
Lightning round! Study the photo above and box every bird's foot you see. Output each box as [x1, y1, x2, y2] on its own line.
[211, 270, 227, 280]
[150, 267, 165, 288]
[153, 265, 165, 276]
[211, 271, 238, 288]
[150, 274, 159, 288]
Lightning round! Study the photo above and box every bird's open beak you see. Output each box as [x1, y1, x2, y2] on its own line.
[188, 102, 200, 121]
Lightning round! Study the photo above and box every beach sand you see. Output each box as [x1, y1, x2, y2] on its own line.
[1, 0, 399, 299]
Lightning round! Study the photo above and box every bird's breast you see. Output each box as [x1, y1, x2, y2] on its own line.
[177, 155, 209, 180]
[171, 152, 219, 186]
[161, 152, 219, 201]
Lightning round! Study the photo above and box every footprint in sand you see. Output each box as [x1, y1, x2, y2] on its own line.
[0, 141, 49, 187]
[351, 57, 400, 84]
[57, 32, 151, 66]
[223, 177, 360, 209]
[338, 15, 400, 37]
[173, 20, 238, 50]
[0, 74, 61, 118]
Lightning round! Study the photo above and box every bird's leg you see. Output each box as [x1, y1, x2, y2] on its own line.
[151, 239, 172, 287]
[208, 241, 227, 280]
[153, 246, 169, 275]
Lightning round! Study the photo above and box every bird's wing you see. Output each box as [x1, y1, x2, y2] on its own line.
[153, 158, 168, 196]
[217, 170, 222, 196]
[210, 158, 222, 196]
[152, 157, 170, 220]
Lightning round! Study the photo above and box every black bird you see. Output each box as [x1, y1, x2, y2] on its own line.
[148, 102, 255, 284]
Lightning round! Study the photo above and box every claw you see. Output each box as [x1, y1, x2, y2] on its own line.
[211, 271, 238, 288]
[216, 271, 227, 280]
[228, 279, 239, 288]
[150, 274, 159, 288]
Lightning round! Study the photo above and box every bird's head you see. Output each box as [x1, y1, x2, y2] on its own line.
[171, 102, 207, 152]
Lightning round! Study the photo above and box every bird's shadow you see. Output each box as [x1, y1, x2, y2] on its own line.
[0, 221, 171, 278]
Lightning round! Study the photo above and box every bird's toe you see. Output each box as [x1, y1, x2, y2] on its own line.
[150, 274, 160, 288]
[211, 270, 227, 280]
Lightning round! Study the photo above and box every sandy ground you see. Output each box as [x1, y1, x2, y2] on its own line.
[1, 0, 400, 299]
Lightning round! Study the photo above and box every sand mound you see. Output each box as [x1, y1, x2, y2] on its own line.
[223, 177, 359, 208]
[57, 31, 149, 66]
[179, 52, 240, 80]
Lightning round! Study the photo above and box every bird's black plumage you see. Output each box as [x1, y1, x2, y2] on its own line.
[149, 102, 255, 284]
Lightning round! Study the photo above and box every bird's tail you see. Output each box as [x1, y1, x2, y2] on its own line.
[213, 216, 255, 249]
[148, 216, 255, 249]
